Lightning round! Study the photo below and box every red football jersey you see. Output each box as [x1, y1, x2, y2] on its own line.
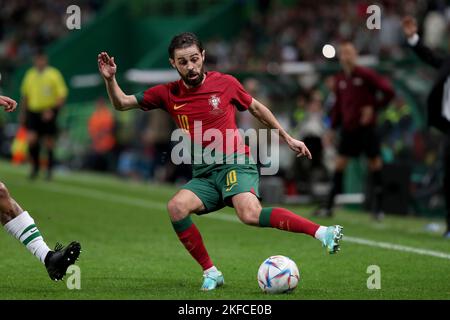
[134, 71, 254, 176]
[331, 66, 395, 131]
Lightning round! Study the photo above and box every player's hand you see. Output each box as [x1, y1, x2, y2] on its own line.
[402, 16, 418, 38]
[287, 137, 312, 159]
[98, 52, 117, 80]
[0, 95, 17, 112]
[360, 105, 374, 126]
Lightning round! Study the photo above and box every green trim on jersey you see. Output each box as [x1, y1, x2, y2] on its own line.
[134, 92, 144, 106]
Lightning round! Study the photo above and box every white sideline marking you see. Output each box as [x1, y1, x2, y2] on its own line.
[343, 236, 450, 260]
[27, 181, 450, 261]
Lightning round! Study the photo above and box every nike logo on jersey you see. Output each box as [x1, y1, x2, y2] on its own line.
[173, 103, 187, 110]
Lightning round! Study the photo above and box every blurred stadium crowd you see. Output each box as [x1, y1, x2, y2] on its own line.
[205, 0, 449, 70]
[0, 0, 449, 216]
[0, 0, 102, 78]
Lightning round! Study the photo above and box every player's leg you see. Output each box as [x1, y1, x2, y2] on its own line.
[367, 156, 384, 220]
[42, 109, 59, 180]
[43, 135, 56, 181]
[0, 181, 50, 261]
[0, 181, 81, 280]
[366, 128, 384, 220]
[24, 110, 42, 179]
[167, 186, 224, 290]
[315, 129, 361, 217]
[27, 130, 40, 180]
[221, 166, 343, 253]
[232, 192, 343, 254]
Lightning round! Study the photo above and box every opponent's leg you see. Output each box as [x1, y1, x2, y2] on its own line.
[44, 135, 56, 181]
[167, 189, 223, 290]
[1, 181, 50, 262]
[233, 192, 343, 254]
[1, 181, 81, 280]
[27, 131, 40, 180]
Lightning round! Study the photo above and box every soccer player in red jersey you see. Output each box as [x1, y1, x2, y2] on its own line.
[0, 95, 81, 280]
[98, 33, 343, 291]
[314, 42, 395, 220]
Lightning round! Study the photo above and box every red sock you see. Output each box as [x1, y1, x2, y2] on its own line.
[176, 223, 213, 271]
[265, 207, 320, 237]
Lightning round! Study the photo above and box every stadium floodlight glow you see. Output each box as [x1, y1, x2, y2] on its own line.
[322, 44, 336, 59]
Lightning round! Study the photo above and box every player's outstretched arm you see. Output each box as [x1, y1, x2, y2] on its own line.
[248, 98, 312, 159]
[0, 95, 17, 112]
[98, 52, 139, 111]
[402, 16, 445, 69]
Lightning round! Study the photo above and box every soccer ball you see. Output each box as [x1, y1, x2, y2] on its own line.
[257, 255, 300, 294]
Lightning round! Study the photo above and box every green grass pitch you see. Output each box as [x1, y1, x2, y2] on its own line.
[0, 161, 449, 300]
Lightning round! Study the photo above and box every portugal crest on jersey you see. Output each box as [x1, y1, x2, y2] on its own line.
[209, 95, 221, 110]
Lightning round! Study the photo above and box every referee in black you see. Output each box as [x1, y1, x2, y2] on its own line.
[403, 16, 450, 239]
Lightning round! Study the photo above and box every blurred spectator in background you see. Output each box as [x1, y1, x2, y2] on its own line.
[378, 4, 403, 58]
[292, 90, 329, 196]
[116, 110, 175, 182]
[84, 97, 116, 172]
[142, 110, 173, 182]
[0, 0, 102, 84]
[238, 78, 263, 131]
[116, 110, 153, 181]
[20, 48, 67, 180]
[379, 96, 414, 162]
[423, 10, 447, 49]
[314, 42, 395, 219]
[296, 90, 327, 169]
[403, 15, 450, 238]
[203, 0, 419, 71]
[239, 78, 274, 170]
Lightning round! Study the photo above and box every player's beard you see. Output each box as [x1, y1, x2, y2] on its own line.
[178, 65, 205, 87]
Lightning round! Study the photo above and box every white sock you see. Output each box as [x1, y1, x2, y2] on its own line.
[204, 266, 218, 274]
[4, 211, 51, 264]
[314, 226, 328, 242]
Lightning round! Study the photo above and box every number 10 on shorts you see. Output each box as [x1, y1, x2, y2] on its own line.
[226, 170, 237, 186]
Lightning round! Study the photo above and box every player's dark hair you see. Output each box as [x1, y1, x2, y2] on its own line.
[168, 32, 203, 59]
